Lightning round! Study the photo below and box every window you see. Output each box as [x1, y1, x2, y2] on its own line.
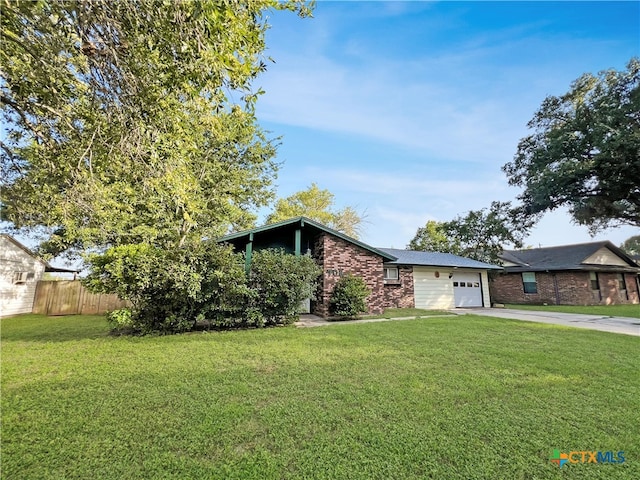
[590, 272, 600, 290]
[12, 271, 28, 284]
[453, 282, 459, 287]
[617, 273, 627, 291]
[522, 272, 537, 294]
[383, 267, 399, 281]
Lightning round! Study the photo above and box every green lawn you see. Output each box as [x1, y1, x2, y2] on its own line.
[2, 314, 639, 479]
[505, 303, 640, 319]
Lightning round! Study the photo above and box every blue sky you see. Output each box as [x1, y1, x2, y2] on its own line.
[254, 0, 640, 249]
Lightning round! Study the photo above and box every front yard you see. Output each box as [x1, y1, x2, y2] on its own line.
[2, 314, 638, 479]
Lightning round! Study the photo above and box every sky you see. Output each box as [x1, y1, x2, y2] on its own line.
[252, 0, 640, 249]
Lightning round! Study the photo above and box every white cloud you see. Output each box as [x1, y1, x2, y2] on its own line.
[258, 51, 526, 165]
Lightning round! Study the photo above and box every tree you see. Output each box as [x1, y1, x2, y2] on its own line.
[621, 235, 640, 256]
[503, 58, 640, 233]
[1, 0, 311, 257]
[407, 220, 459, 253]
[266, 183, 365, 238]
[409, 202, 529, 264]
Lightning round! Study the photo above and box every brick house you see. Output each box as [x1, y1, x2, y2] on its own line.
[490, 242, 640, 306]
[219, 217, 501, 317]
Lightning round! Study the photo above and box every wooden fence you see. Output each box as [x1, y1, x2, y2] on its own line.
[33, 280, 129, 316]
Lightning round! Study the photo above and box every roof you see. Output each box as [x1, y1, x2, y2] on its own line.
[499, 241, 640, 273]
[0, 234, 80, 273]
[379, 248, 503, 270]
[219, 216, 397, 261]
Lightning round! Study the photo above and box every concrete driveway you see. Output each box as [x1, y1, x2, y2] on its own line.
[454, 308, 640, 337]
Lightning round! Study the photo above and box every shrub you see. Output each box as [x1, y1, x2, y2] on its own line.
[85, 244, 321, 334]
[106, 308, 135, 334]
[330, 274, 371, 318]
[85, 242, 251, 334]
[248, 249, 321, 325]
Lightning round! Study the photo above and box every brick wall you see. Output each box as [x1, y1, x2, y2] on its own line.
[311, 233, 386, 316]
[382, 266, 415, 308]
[490, 271, 640, 305]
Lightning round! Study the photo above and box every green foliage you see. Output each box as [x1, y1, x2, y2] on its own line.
[408, 220, 459, 253]
[85, 242, 251, 333]
[86, 244, 320, 333]
[1, 0, 312, 257]
[621, 235, 640, 256]
[249, 249, 321, 325]
[106, 308, 135, 334]
[329, 274, 371, 318]
[503, 58, 640, 232]
[266, 183, 365, 238]
[83, 243, 160, 309]
[409, 202, 528, 264]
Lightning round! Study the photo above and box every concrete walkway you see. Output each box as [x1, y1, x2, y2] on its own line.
[294, 314, 439, 328]
[453, 308, 640, 337]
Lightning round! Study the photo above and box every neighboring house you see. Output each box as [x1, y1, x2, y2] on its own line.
[219, 217, 501, 317]
[0, 234, 77, 317]
[490, 241, 640, 306]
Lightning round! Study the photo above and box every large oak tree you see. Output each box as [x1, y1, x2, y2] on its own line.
[503, 58, 640, 233]
[408, 202, 529, 264]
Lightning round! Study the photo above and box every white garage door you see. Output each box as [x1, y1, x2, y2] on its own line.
[452, 272, 483, 307]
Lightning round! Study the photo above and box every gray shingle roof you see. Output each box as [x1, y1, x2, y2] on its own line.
[500, 241, 640, 272]
[378, 248, 502, 270]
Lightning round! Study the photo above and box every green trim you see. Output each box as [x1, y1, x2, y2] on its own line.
[294, 229, 301, 257]
[218, 216, 397, 261]
[244, 240, 253, 274]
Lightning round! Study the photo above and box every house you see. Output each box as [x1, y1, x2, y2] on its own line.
[490, 241, 640, 306]
[0, 234, 78, 317]
[219, 217, 501, 317]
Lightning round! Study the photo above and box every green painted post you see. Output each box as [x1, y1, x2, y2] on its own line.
[294, 228, 301, 256]
[245, 233, 253, 274]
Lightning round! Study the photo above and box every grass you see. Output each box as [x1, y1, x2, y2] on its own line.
[363, 307, 452, 319]
[505, 304, 640, 319]
[2, 313, 639, 479]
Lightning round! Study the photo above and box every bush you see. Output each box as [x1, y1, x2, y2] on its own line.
[85, 242, 251, 334]
[106, 308, 135, 334]
[330, 274, 371, 318]
[248, 249, 321, 325]
[85, 244, 321, 334]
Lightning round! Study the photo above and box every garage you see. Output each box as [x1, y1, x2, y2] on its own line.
[452, 272, 483, 307]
